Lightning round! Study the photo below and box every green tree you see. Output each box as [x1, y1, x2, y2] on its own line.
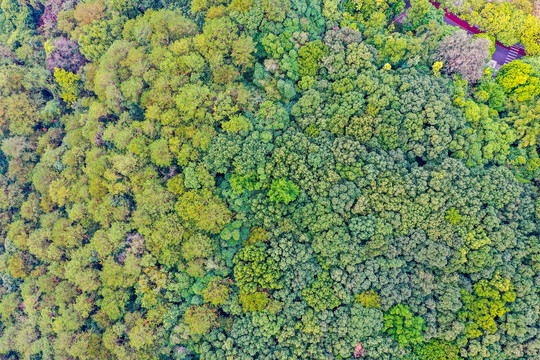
[184, 305, 217, 336]
[459, 278, 516, 338]
[54, 68, 80, 105]
[202, 277, 232, 305]
[233, 243, 282, 294]
[298, 40, 328, 77]
[268, 178, 299, 204]
[302, 271, 341, 312]
[383, 304, 426, 347]
[176, 190, 231, 234]
[496, 60, 540, 102]
[414, 339, 463, 360]
[239, 291, 270, 312]
[355, 290, 381, 308]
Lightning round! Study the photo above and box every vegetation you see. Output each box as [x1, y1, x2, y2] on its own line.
[0, 0, 538, 359]
[437, 0, 540, 55]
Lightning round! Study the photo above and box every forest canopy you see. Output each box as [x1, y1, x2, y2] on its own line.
[0, 0, 538, 359]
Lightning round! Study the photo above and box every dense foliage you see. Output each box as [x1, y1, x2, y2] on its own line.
[436, 0, 540, 55]
[0, 0, 538, 359]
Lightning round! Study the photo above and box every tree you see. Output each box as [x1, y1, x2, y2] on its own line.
[473, 33, 496, 57]
[459, 278, 516, 339]
[496, 60, 540, 102]
[414, 339, 463, 360]
[183, 305, 217, 337]
[521, 15, 540, 56]
[476, 80, 507, 111]
[233, 243, 282, 294]
[405, 0, 444, 31]
[268, 178, 299, 204]
[298, 40, 328, 77]
[261, 0, 290, 22]
[47, 37, 87, 73]
[202, 277, 232, 305]
[73, 0, 106, 26]
[435, 30, 491, 83]
[176, 189, 231, 234]
[0, 93, 39, 136]
[355, 290, 381, 308]
[302, 271, 341, 312]
[194, 17, 255, 82]
[383, 304, 426, 347]
[239, 291, 269, 311]
[0, 2, 539, 359]
[54, 68, 80, 105]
